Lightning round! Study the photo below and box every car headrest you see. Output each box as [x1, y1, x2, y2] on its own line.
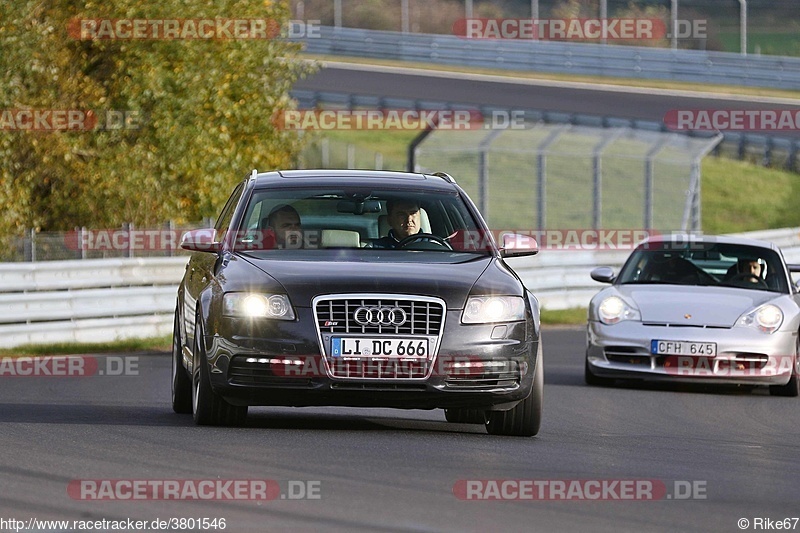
[378, 208, 431, 236]
[321, 229, 360, 248]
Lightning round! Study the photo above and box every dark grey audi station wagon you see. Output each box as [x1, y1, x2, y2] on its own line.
[172, 169, 543, 436]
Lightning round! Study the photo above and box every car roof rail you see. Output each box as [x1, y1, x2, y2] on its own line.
[250, 169, 258, 180]
[431, 171, 457, 184]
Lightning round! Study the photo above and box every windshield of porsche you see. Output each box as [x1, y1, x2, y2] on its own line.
[232, 188, 494, 254]
[616, 242, 788, 293]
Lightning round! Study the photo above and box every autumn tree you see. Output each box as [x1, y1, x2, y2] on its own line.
[0, 0, 314, 237]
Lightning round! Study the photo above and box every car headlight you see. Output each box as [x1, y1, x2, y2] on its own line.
[597, 296, 641, 325]
[223, 293, 295, 320]
[462, 296, 526, 324]
[736, 304, 783, 334]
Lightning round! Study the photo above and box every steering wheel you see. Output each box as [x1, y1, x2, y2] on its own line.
[729, 272, 768, 288]
[397, 233, 453, 250]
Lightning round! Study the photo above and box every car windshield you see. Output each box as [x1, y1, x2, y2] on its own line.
[616, 242, 789, 293]
[232, 187, 494, 255]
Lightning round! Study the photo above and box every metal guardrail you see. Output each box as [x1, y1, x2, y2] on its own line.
[2, 228, 800, 347]
[296, 26, 800, 90]
[0, 257, 187, 348]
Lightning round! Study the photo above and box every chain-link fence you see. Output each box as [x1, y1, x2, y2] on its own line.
[299, 137, 407, 171]
[412, 123, 722, 232]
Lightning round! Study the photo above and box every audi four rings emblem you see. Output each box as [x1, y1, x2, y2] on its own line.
[353, 306, 407, 326]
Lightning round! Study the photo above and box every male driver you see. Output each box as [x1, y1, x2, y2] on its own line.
[369, 199, 422, 249]
[266, 204, 303, 249]
[724, 257, 765, 284]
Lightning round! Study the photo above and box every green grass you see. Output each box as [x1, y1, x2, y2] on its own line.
[701, 157, 800, 234]
[0, 336, 171, 357]
[717, 31, 800, 57]
[540, 307, 587, 326]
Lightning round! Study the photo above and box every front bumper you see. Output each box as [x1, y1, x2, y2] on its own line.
[201, 309, 540, 410]
[586, 320, 796, 386]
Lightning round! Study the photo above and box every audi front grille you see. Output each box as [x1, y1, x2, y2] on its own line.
[313, 294, 446, 380]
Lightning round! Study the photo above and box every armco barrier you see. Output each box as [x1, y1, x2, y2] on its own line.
[0, 257, 187, 348]
[1, 228, 799, 347]
[295, 26, 800, 90]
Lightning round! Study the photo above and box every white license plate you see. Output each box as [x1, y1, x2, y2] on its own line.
[332, 337, 429, 358]
[651, 340, 717, 356]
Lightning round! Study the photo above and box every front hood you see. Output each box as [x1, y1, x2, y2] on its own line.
[239, 251, 494, 308]
[616, 285, 778, 327]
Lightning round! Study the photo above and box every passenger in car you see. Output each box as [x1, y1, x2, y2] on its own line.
[264, 204, 303, 249]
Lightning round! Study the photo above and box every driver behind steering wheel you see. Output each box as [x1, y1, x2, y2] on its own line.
[726, 256, 766, 285]
[368, 199, 423, 249]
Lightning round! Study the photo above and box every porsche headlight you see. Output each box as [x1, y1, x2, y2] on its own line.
[462, 296, 526, 324]
[597, 296, 641, 325]
[736, 304, 783, 334]
[223, 293, 295, 320]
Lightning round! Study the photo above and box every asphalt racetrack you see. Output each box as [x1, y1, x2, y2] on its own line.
[1, 327, 798, 532]
[294, 62, 800, 138]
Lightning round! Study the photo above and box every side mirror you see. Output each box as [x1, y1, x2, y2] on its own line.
[500, 233, 538, 257]
[180, 228, 222, 253]
[591, 266, 616, 283]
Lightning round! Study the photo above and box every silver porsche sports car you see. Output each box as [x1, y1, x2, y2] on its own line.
[586, 234, 800, 396]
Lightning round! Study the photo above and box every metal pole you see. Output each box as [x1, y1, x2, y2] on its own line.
[690, 161, 701, 232]
[739, 0, 747, 55]
[126, 222, 134, 258]
[644, 138, 669, 230]
[375, 152, 383, 170]
[477, 129, 503, 220]
[166, 220, 175, 257]
[531, 0, 539, 40]
[334, 0, 342, 29]
[591, 129, 623, 230]
[347, 143, 355, 168]
[321, 137, 330, 167]
[600, 0, 607, 45]
[671, 0, 678, 50]
[401, 0, 409, 33]
[79, 226, 87, 259]
[535, 126, 567, 230]
[466, 0, 473, 19]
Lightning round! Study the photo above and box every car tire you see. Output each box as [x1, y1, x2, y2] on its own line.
[485, 347, 543, 437]
[171, 310, 192, 414]
[444, 408, 486, 424]
[769, 341, 800, 397]
[585, 358, 615, 387]
[192, 317, 248, 426]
